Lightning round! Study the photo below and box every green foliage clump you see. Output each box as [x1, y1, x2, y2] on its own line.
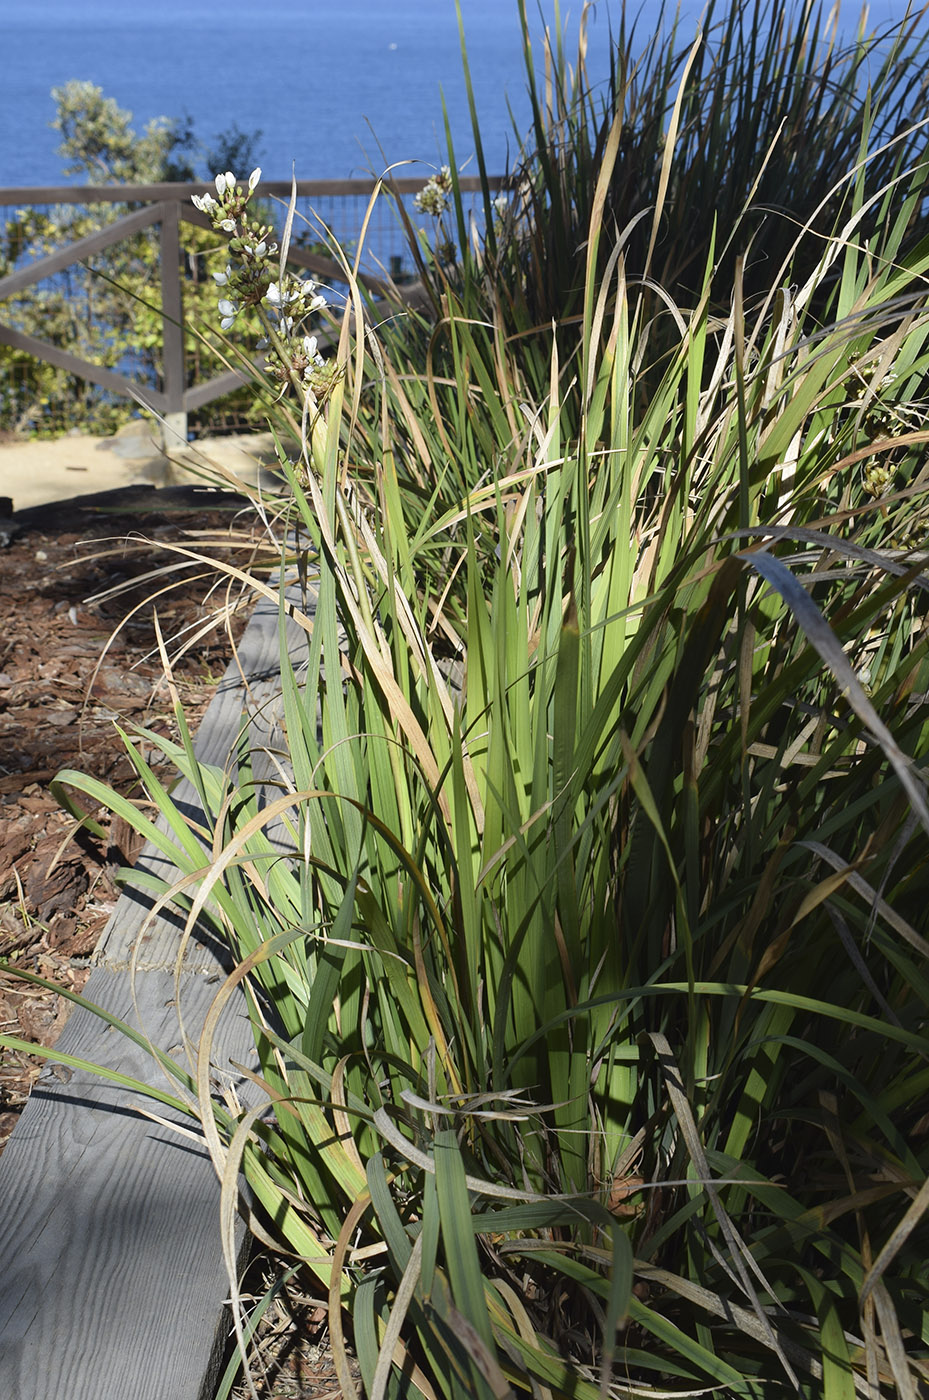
[395, 0, 929, 460]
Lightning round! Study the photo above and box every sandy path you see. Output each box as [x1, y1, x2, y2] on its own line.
[0, 424, 284, 512]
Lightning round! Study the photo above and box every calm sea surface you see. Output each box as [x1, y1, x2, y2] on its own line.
[0, 0, 915, 190]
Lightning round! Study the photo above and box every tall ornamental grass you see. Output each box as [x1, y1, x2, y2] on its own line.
[4, 3, 929, 1396]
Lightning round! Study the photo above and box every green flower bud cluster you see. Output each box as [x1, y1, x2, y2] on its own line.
[888, 521, 922, 552]
[862, 461, 893, 498]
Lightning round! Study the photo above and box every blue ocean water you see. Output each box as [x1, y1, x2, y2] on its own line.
[0, 0, 914, 190]
[0, 0, 630, 188]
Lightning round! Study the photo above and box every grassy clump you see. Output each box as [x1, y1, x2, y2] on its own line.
[5, 2, 929, 1396]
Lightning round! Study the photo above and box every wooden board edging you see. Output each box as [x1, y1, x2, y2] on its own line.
[0, 583, 309, 1400]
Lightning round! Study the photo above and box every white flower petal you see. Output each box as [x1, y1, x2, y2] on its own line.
[215, 173, 227, 197]
[248, 167, 261, 191]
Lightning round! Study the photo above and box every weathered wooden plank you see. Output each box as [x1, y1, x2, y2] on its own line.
[95, 591, 306, 973]
[0, 970, 256, 1400]
[0, 579, 310, 1400]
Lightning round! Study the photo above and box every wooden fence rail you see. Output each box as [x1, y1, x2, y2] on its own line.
[0, 176, 501, 443]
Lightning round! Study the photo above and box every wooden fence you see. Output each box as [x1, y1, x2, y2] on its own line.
[0, 176, 500, 443]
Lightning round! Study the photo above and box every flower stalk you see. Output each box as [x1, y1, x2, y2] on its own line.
[192, 168, 334, 416]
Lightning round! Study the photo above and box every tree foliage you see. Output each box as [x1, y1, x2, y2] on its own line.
[0, 84, 263, 436]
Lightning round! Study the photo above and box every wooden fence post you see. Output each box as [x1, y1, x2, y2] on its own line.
[159, 199, 187, 449]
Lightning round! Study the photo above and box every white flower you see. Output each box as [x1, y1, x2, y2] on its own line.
[217, 297, 239, 330]
[414, 165, 454, 216]
[302, 334, 324, 368]
[265, 276, 326, 329]
[219, 218, 236, 233]
[295, 278, 326, 313]
[248, 167, 261, 191]
[266, 281, 302, 308]
[215, 172, 228, 197]
[191, 192, 216, 212]
[493, 193, 508, 217]
[302, 333, 325, 381]
[212, 264, 232, 286]
[281, 316, 294, 336]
